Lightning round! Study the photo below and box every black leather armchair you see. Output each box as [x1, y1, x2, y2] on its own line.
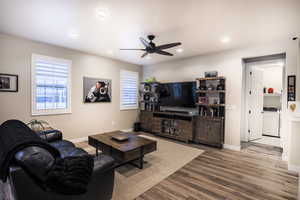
[8, 130, 115, 200]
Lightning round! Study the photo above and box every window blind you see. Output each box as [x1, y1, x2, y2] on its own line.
[32, 54, 71, 115]
[120, 70, 139, 110]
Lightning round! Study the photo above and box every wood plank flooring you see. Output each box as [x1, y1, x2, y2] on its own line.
[136, 148, 298, 200]
[241, 141, 283, 160]
[76, 133, 298, 200]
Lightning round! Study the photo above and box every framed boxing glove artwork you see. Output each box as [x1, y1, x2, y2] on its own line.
[83, 77, 111, 103]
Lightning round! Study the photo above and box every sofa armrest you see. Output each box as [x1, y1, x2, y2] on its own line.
[37, 129, 63, 143]
[93, 154, 115, 174]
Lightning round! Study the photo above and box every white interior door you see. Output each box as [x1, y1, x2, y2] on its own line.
[247, 65, 264, 141]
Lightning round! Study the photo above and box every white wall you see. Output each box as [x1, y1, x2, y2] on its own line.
[262, 66, 283, 94]
[261, 66, 283, 108]
[0, 34, 142, 140]
[143, 40, 299, 150]
[289, 119, 300, 172]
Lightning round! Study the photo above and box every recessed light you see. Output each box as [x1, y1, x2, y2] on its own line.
[107, 50, 114, 55]
[96, 8, 109, 21]
[221, 37, 231, 43]
[176, 48, 184, 53]
[68, 32, 79, 39]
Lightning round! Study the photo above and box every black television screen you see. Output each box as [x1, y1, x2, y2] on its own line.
[159, 81, 197, 108]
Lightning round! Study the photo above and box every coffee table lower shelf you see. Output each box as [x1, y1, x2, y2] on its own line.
[95, 145, 146, 169]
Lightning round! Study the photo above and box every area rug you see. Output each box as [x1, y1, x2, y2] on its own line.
[112, 134, 204, 200]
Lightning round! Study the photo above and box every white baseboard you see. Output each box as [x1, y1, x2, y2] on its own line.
[223, 144, 241, 151]
[121, 128, 133, 132]
[288, 164, 300, 173]
[69, 137, 88, 143]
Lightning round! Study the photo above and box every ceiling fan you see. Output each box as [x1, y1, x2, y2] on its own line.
[120, 35, 182, 58]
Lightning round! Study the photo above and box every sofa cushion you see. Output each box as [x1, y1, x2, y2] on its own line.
[50, 140, 75, 149]
[14, 146, 55, 182]
[57, 147, 88, 158]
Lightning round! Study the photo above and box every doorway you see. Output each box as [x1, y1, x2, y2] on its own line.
[242, 54, 286, 158]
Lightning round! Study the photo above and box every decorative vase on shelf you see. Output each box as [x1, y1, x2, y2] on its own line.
[268, 88, 274, 94]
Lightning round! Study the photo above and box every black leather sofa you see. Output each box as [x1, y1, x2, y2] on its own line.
[8, 129, 115, 200]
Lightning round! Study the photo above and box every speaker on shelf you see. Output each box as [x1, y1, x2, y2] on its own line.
[217, 84, 225, 90]
[134, 122, 141, 132]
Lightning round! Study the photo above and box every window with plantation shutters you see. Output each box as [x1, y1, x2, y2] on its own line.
[120, 70, 139, 110]
[31, 54, 72, 115]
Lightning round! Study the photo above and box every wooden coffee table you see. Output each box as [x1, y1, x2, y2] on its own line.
[88, 131, 157, 169]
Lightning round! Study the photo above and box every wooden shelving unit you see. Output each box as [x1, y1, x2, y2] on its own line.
[139, 82, 160, 112]
[196, 76, 226, 81]
[196, 103, 226, 107]
[194, 76, 226, 148]
[139, 78, 226, 148]
[140, 81, 160, 85]
[196, 90, 226, 93]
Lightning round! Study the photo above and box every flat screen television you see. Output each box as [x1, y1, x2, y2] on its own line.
[159, 81, 197, 108]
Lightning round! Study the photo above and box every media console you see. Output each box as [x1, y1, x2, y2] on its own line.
[140, 110, 224, 147]
[154, 112, 196, 143]
[139, 77, 226, 148]
[140, 111, 195, 143]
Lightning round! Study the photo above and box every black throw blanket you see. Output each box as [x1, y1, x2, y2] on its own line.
[0, 120, 60, 182]
[0, 120, 94, 195]
[46, 155, 94, 195]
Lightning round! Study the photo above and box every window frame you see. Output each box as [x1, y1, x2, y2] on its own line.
[120, 69, 139, 110]
[31, 54, 72, 116]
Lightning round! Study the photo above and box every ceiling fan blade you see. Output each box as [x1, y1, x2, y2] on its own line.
[156, 42, 182, 50]
[141, 52, 148, 58]
[120, 48, 145, 51]
[140, 37, 151, 48]
[155, 50, 173, 56]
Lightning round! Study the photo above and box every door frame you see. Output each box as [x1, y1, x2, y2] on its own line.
[241, 54, 286, 143]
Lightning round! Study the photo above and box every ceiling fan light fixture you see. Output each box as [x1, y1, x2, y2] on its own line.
[120, 35, 182, 58]
[106, 50, 114, 55]
[176, 48, 184, 53]
[221, 36, 231, 43]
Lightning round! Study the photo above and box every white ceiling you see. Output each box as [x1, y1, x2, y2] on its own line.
[0, 0, 299, 66]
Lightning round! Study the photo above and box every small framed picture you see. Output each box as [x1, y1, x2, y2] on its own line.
[0, 74, 18, 92]
[205, 71, 218, 78]
[287, 75, 296, 101]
